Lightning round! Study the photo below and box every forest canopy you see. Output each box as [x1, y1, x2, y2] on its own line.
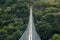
[0, 0, 60, 40]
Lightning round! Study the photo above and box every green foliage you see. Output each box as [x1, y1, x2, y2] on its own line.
[0, 0, 60, 40]
[34, 0, 60, 40]
[49, 34, 60, 40]
[0, 0, 29, 40]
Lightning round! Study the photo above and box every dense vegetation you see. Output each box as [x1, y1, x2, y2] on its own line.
[0, 0, 60, 40]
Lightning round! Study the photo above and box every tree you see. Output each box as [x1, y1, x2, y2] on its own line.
[49, 34, 60, 40]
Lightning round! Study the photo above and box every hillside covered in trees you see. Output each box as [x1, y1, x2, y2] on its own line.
[0, 0, 60, 40]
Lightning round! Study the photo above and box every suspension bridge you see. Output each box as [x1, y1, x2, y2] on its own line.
[19, 0, 41, 40]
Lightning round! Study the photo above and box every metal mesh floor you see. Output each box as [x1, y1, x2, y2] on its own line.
[19, 4, 41, 40]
